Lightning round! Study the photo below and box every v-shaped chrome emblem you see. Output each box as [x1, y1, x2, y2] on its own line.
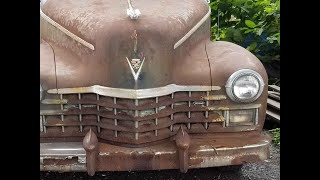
[126, 57, 145, 81]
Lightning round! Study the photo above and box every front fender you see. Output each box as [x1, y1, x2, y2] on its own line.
[205, 40, 268, 130]
[205, 40, 268, 86]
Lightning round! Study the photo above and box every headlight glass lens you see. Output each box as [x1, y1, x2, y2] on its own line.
[233, 75, 259, 100]
[226, 69, 264, 103]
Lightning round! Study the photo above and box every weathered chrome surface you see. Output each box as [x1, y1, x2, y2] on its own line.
[40, 133, 271, 172]
[47, 84, 221, 99]
[40, 142, 86, 158]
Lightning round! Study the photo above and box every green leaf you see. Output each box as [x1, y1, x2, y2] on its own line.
[277, 35, 280, 44]
[247, 42, 257, 51]
[265, 7, 273, 13]
[257, 28, 264, 35]
[245, 20, 256, 28]
[244, 29, 254, 34]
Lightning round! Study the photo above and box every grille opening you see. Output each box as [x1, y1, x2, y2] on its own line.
[63, 126, 83, 133]
[100, 128, 114, 136]
[117, 120, 134, 129]
[192, 91, 206, 97]
[117, 98, 134, 107]
[100, 118, 114, 124]
[139, 120, 156, 128]
[81, 94, 96, 100]
[158, 94, 172, 103]
[63, 115, 79, 122]
[41, 89, 229, 144]
[174, 91, 188, 98]
[191, 123, 206, 130]
[99, 96, 114, 103]
[138, 97, 157, 106]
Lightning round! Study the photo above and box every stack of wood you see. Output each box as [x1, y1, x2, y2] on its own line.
[266, 85, 280, 124]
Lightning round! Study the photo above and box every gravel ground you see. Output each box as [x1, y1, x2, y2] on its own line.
[40, 143, 279, 180]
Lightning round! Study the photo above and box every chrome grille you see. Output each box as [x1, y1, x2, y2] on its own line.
[40, 85, 259, 145]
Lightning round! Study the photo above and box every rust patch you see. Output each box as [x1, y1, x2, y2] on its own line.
[43, 157, 78, 165]
[211, 113, 224, 122]
[231, 154, 261, 165]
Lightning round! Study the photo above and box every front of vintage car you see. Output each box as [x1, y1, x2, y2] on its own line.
[40, 0, 270, 176]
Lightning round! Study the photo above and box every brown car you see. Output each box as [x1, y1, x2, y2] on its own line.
[40, 0, 271, 176]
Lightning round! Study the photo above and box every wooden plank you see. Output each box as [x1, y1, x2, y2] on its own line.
[268, 85, 280, 92]
[266, 109, 280, 123]
[267, 98, 280, 110]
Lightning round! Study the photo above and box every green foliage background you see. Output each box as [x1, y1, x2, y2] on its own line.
[209, 0, 280, 64]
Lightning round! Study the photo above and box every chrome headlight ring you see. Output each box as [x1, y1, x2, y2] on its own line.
[225, 69, 264, 103]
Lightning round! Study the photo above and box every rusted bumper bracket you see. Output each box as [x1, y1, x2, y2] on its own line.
[175, 127, 191, 173]
[83, 129, 98, 176]
[40, 133, 271, 175]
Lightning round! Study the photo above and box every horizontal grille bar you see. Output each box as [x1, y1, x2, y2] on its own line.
[47, 84, 221, 99]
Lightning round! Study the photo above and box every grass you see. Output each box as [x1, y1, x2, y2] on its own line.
[269, 128, 280, 146]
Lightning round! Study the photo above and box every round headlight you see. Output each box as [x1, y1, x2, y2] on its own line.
[225, 69, 264, 103]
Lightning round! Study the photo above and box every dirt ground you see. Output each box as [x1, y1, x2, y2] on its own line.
[40, 143, 279, 180]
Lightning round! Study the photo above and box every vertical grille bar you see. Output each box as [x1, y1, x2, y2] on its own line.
[155, 97, 158, 136]
[170, 93, 174, 131]
[224, 110, 229, 127]
[188, 91, 191, 129]
[43, 115, 47, 133]
[78, 94, 83, 132]
[135, 99, 139, 140]
[114, 97, 118, 137]
[97, 94, 101, 133]
[40, 116, 43, 132]
[60, 94, 65, 132]
[255, 108, 259, 125]
[205, 91, 209, 129]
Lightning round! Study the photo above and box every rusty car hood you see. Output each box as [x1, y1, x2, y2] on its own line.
[41, 0, 209, 47]
[40, 0, 212, 89]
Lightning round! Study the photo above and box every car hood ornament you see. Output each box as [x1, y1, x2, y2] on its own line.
[127, 0, 141, 20]
[126, 30, 145, 82]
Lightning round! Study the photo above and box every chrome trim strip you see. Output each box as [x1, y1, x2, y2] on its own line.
[47, 84, 221, 99]
[40, 142, 86, 171]
[40, 142, 86, 158]
[206, 104, 261, 111]
[173, 7, 211, 49]
[40, 9, 95, 50]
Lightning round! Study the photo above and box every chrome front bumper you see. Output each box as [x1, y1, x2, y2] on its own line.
[40, 132, 271, 175]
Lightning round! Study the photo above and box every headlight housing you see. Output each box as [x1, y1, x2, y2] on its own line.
[225, 69, 264, 103]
